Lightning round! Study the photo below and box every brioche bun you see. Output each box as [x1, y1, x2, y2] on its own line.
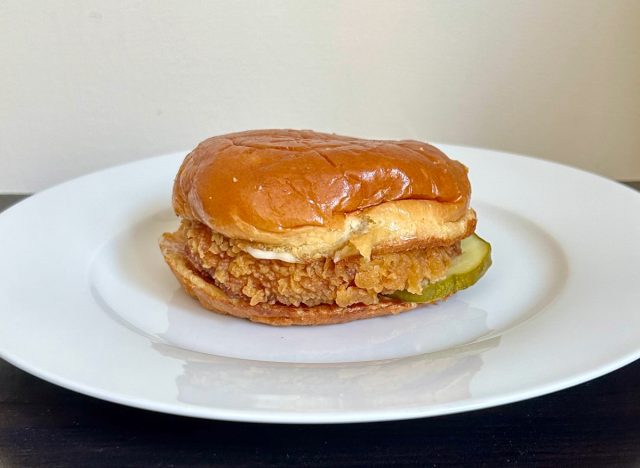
[172, 129, 475, 260]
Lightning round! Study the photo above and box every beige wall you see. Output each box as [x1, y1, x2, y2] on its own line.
[2, 0, 639, 192]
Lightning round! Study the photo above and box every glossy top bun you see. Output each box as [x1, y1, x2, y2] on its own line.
[173, 129, 475, 260]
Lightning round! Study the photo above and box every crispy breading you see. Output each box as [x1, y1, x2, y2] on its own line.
[181, 220, 460, 308]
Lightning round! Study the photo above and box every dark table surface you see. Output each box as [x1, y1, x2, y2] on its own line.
[1, 184, 640, 467]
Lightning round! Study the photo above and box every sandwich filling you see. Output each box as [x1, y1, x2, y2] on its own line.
[180, 219, 461, 308]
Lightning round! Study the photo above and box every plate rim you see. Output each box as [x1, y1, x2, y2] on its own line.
[2, 343, 638, 424]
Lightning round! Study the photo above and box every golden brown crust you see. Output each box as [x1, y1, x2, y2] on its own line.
[173, 130, 471, 247]
[159, 231, 416, 326]
[180, 219, 460, 308]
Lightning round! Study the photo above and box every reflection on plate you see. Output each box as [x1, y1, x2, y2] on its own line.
[0, 145, 639, 423]
[152, 339, 499, 411]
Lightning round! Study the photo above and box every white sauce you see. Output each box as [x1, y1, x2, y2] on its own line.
[244, 246, 301, 263]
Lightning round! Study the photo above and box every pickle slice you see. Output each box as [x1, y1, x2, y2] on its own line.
[387, 234, 492, 303]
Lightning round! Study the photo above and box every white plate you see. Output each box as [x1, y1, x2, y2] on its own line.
[1, 145, 639, 423]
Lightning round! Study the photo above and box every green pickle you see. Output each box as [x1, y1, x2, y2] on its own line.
[387, 234, 492, 303]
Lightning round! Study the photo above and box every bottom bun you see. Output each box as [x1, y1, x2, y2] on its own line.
[159, 231, 416, 326]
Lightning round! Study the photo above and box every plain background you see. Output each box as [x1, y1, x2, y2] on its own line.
[2, 0, 639, 192]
